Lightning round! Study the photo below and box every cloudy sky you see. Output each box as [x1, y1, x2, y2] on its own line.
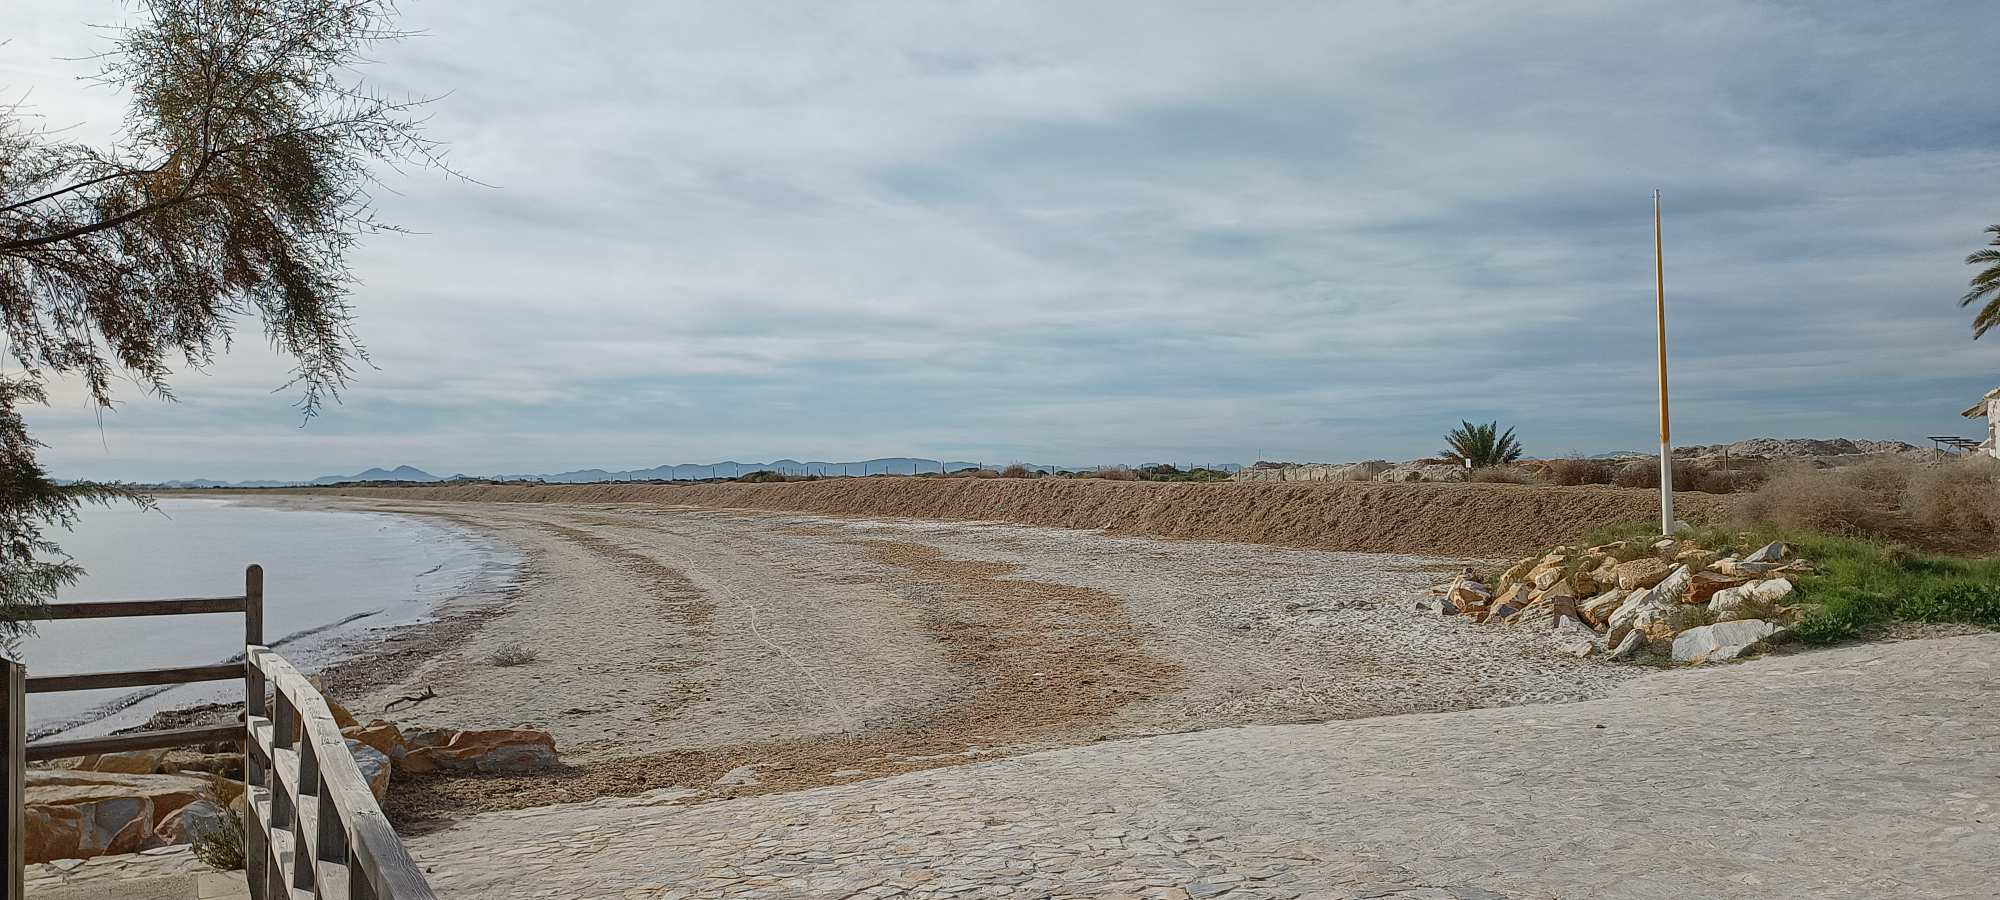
[4, 1, 1997, 481]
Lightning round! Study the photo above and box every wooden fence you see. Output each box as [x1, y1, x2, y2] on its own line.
[5, 565, 436, 899]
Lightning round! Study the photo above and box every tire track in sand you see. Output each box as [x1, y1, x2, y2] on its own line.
[384, 535, 1180, 829]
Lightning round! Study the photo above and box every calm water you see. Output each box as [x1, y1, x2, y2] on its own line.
[15, 497, 515, 738]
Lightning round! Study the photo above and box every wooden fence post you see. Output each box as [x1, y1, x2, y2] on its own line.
[243, 564, 267, 896]
[5, 654, 24, 900]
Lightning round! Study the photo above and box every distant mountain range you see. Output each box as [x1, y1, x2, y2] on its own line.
[148, 458, 1240, 488]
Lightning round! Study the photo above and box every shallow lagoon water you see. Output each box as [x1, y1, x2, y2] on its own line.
[15, 496, 513, 738]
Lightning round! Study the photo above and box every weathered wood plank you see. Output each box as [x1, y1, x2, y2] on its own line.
[26, 662, 244, 694]
[32, 596, 248, 620]
[5, 657, 25, 900]
[248, 646, 435, 899]
[25, 723, 243, 762]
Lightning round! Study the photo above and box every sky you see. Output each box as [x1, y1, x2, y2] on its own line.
[3, 1, 1997, 481]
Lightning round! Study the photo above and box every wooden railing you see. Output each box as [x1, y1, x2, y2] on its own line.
[4, 565, 435, 899]
[21, 565, 264, 762]
[4, 654, 23, 900]
[245, 646, 434, 899]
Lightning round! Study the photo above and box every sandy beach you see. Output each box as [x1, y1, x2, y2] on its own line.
[229, 494, 1639, 829]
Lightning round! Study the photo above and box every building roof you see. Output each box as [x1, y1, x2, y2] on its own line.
[1966, 387, 2000, 418]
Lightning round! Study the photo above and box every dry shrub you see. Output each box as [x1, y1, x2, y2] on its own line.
[999, 464, 1033, 478]
[1543, 458, 1610, 486]
[1468, 466, 1531, 484]
[189, 778, 246, 871]
[1905, 456, 2000, 534]
[489, 643, 539, 667]
[1094, 466, 1138, 481]
[1612, 459, 1665, 488]
[1736, 467, 1882, 535]
[1688, 468, 1759, 494]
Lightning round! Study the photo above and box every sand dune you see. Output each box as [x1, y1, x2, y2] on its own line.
[295, 477, 1728, 556]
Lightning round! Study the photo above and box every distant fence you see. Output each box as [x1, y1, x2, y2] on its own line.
[4, 565, 435, 899]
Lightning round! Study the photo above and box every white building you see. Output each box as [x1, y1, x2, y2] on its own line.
[1964, 387, 2000, 459]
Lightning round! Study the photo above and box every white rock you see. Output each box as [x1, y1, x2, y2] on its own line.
[1607, 565, 1694, 643]
[713, 765, 760, 787]
[1671, 619, 1787, 664]
[1709, 578, 1795, 622]
[1744, 541, 1791, 564]
[1606, 629, 1645, 661]
[1551, 619, 1602, 658]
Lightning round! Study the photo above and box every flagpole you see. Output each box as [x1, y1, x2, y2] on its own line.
[1654, 189, 1675, 534]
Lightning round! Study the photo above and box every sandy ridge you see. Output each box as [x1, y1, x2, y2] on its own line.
[290, 477, 1730, 556]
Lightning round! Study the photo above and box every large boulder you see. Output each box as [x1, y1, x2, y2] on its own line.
[1672, 619, 1787, 664]
[1607, 565, 1709, 646]
[1743, 541, 1792, 564]
[23, 769, 208, 863]
[1611, 557, 1674, 591]
[346, 739, 392, 802]
[54, 749, 168, 775]
[1711, 557, 1781, 578]
[1551, 618, 1603, 658]
[157, 799, 228, 845]
[402, 728, 558, 775]
[1709, 578, 1796, 623]
[1578, 588, 1631, 628]
[342, 720, 407, 759]
[1685, 572, 1753, 606]
[1445, 578, 1493, 615]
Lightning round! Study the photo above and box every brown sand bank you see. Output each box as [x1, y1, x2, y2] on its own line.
[297, 477, 1729, 557]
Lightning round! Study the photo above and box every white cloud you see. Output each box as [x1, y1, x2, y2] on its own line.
[3, 1, 1996, 479]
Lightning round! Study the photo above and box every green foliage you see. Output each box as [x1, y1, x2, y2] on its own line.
[0, 379, 145, 638]
[1132, 464, 1232, 482]
[1584, 520, 2000, 645]
[1441, 421, 1524, 468]
[189, 779, 246, 870]
[1961, 224, 2000, 338]
[0, 1, 446, 634]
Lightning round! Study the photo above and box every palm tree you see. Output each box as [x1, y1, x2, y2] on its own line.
[1442, 421, 1524, 468]
[1962, 224, 2000, 338]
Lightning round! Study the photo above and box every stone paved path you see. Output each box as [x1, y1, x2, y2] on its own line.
[406, 634, 2000, 899]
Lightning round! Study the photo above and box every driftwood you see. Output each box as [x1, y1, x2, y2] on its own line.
[383, 686, 437, 713]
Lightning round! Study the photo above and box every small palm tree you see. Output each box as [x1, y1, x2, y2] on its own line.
[1442, 421, 1524, 468]
[1961, 224, 2000, 338]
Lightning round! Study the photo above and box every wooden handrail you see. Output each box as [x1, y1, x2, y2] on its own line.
[27, 662, 246, 694]
[4, 656, 23, 900]
[245, 645, 434, 899]
[34, 596, 248, 619]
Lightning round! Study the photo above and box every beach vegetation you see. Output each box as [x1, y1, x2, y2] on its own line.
[0, 0, 452, 635]
[1441, 421, 1524, 468]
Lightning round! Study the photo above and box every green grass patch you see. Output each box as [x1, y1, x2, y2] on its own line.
[1576, 522, 2000, 645]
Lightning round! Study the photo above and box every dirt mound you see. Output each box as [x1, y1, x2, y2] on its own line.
[298, 479, 1731, 557]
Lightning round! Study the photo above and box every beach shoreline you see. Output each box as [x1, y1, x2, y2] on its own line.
[173, 493, 1642, 831]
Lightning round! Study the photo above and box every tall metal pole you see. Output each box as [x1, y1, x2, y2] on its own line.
[1654, 189, 1675, 534]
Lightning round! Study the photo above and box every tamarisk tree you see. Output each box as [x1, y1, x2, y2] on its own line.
[0, 0, 451, 635]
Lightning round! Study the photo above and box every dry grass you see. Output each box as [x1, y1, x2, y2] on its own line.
[1611, 459, 1664, 488]
[488, 643, 539, 667]
[999, 464, 1033, 479]
[1093, 466, 1138, 481]
[1467, 466, 1532, 484]
[1735, 467, 1883, 534]
[1905, 456, 2000, 534]
[1541, 458, 1611, 486]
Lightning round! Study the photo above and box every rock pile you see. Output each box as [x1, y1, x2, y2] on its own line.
[26, 696, 561, 866]
[1423, 536, 1814, 664]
